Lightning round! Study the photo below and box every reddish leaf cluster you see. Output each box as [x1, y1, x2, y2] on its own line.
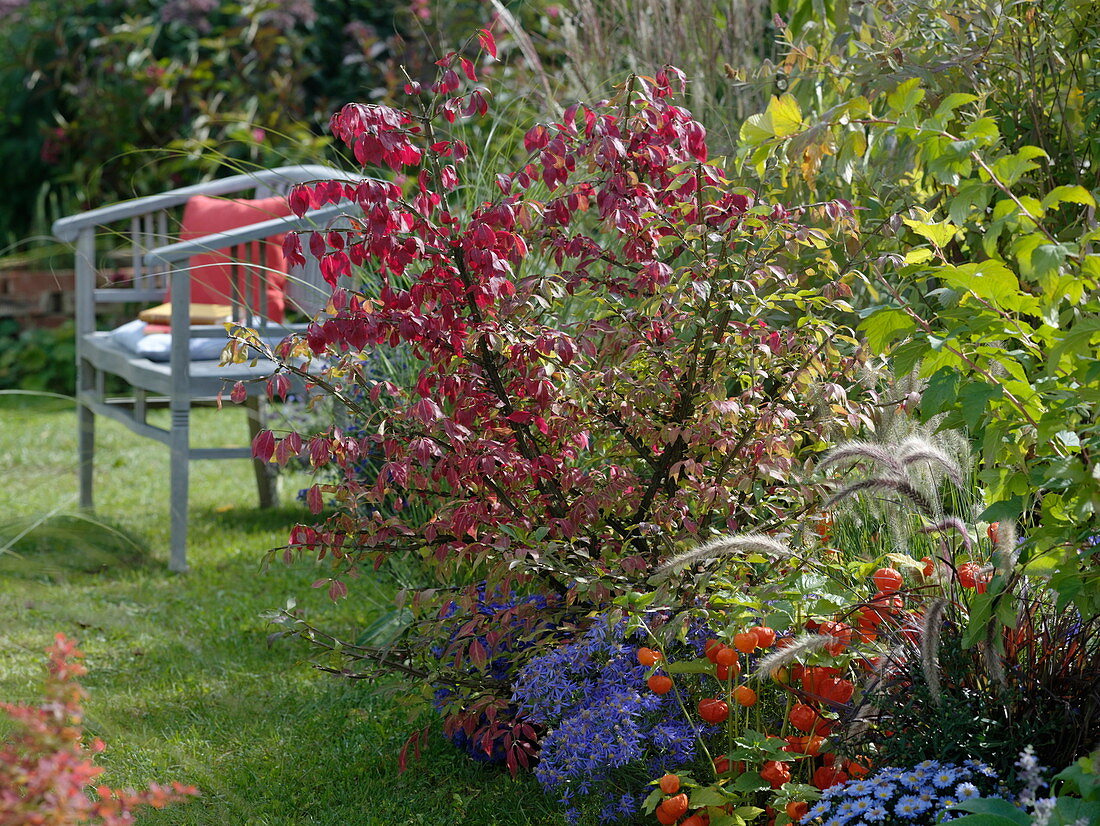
[0, 634, 198, 824]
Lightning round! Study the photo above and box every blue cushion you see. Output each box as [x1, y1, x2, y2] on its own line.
[109, 319, 282, 363]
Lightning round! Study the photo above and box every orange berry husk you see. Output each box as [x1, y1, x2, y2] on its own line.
[759, 760, 791, 789]
[659, 773, 680, 795]
[872, 567, 904, 593]
[659, 793, 689, 819]
[733, 632, 758, 653]
[752, 626, 777, 647]
[715, 647, 737, 667]
[655, 806, 677, 825]
[786, 801, 809, 821]
[648, 674, 673, 695]
[733, 685, 757, 706]
[698, 698, 730, 724]
[704, 639, 723, 663]
[846, 759, 870, 779]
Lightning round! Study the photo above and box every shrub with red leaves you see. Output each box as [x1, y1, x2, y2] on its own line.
[251, 36, 877, 770]
[0, 634, 198, 824]
[249, 42, 873, 598]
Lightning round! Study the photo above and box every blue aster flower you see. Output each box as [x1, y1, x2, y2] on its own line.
[955, 782, 980, 801]
[807, 802, 831, 820]
[864, 803, 888, 822]
[851, 797, 873, 815]
[895, 796, 923, 818]
[846, 779, 873, 796]
[900, 771, 923, 790]
[516, 612, 712, 823]
[836, 799, 859, 818]
[931, 768, 959, 788]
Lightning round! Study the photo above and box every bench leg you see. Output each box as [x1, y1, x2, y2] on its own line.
[78, 400, 95, 511]
[246, 395, 280, 509]
[169, 405, 190, 573]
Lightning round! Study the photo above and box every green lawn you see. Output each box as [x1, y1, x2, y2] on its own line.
[0, 395, 559, 825]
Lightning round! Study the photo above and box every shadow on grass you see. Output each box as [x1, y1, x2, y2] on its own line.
[200, 502, 310, 535]
[0, 512, 152, 580]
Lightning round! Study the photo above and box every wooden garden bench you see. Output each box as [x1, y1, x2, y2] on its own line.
[52, 164, 359, 572]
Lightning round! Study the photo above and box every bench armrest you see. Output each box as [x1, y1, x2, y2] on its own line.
[140, 201, 355, 267]
[52, 165, 362, 242]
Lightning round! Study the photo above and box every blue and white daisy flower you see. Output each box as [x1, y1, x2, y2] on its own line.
[872, 783, 897, 800]
[836, 800, 858, 818]
[851, 797, 873, 815]
[895, 796, 923, 818]
[931, 767, 959, 788]
[806, 802, 830, 821]
[955, 782, 980, 801]
[864, 804, 888, 822]
[899, 771, 923, 790]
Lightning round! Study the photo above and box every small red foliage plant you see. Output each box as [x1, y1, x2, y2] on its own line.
[0, 633, 197, 824]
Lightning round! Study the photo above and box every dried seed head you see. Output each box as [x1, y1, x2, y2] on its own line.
[918, 599, 948, 706]
[752, 633, 835, 680]
[652, 533, 791, 580]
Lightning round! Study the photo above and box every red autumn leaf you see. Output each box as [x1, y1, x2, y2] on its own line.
[251, 430, 275, 462]
[477, 28, 497, 58]
[309, 437, 331, 467]
[288, 185, 310, 217]
[327, 579, 348, 601]
[468, 639, 488, 669]
[460, 56, 477, 82]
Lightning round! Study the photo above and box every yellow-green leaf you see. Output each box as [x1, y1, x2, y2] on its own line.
[903, 217, 959, 248]
[739, 94, 804, 144]
[1041, 185, 1096, 211]
[859, 308, 916, 352]
[887, 78, 925, 114]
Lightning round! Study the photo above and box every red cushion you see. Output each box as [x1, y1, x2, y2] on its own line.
[173, 194, 292, 323]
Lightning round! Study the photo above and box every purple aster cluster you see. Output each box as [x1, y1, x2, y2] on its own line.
[512, 614, 709, 824]
[803, 759, 1002, 825]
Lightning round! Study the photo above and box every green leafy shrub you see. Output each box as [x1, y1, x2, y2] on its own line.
[734, 2, 1100, 618]
[0, 319, 76, 394]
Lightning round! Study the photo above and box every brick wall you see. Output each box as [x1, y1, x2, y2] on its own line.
[0, 269, 76, 329]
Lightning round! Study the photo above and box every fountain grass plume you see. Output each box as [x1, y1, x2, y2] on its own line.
[818, 441, 905, 476]
[918, 517, 973, 553]
[652, 533, 791, 580]
[896, 437, 964, 488]
[824, 476, 936, 518]
[918, 598, 948, 706]
[752, 633, 836, 680]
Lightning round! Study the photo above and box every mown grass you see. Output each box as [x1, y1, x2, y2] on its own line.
[0, 395, 559, 825]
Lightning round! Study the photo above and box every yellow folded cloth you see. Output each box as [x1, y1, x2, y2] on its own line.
[138, 302, 233, 326]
